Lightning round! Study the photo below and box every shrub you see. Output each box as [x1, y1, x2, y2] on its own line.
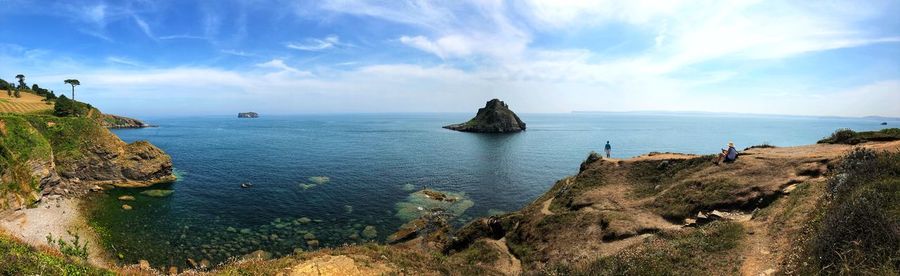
[46, 231, 90, 261]
[53, 95, 91, 117]
[819, 128, 900, 145]
[803, 148, 900, 274]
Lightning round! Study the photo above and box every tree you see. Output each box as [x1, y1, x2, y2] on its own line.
[13, 88, 20, 98]
[15, 74, 25, 89]
[64, 79, 80, 101]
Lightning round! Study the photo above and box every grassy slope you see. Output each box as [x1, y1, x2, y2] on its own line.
[0, 90, 53, 114]
[0, 232, 112, 275]
[0, 115, 53, 209]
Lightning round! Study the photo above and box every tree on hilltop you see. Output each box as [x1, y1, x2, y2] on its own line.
[15, 74, 26, 89]
[64, 79, 80, 101]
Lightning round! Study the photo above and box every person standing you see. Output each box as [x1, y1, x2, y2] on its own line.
[604, 141, 612, 158]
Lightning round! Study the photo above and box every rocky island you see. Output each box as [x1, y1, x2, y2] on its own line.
[443, 99, 526, 133]
[238, 112, 258, 118]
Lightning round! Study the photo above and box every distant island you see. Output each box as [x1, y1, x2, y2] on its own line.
[238, 112, 259, 118]
[443, 99, 526, 133]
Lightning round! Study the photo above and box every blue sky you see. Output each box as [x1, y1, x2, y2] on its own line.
[1, 0, 898, 117]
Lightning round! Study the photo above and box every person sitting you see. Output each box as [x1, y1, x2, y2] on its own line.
[717, 142, 739, 164]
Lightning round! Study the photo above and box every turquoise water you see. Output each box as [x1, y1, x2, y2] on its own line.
[92, 113, 891, 267]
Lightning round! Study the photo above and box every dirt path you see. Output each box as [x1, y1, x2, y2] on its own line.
[485, 238, 522, 276]
[540, 197, 555, 215]
[0, 198, 110, 268]
[738, 216, 778, 276]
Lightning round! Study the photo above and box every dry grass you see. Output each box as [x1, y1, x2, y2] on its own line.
[0, 90, 53, 114]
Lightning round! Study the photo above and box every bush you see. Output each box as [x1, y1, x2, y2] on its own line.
[804, 148, 900, 274]
[53, 95, 91, 117]
[46, 231, 89, 261]
[819, 128, 900, 145]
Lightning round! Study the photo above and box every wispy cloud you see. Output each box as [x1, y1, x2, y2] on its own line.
[220, 49, 255, 57]
[105, 56, 142, 67]
[256, 59, 313, 77]
[286, 35, 346, 51]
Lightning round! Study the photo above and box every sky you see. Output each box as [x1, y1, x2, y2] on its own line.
[0, 0, 898, 117]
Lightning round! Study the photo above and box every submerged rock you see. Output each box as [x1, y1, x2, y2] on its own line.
[309, 176, 330, 185]
[117, 195, 135, 201]
[395, 190, 474, 222]
[140, 189, 174, 197]
[422, 190, 456, 202]
[361, 226, 378, 239]
[121, 204, 133, 210]
[443, 99, 526, 133]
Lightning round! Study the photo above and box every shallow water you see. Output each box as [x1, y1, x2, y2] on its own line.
[90, 113, 891, 267]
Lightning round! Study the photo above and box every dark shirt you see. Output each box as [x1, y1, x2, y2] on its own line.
[605, 143, 611, 150]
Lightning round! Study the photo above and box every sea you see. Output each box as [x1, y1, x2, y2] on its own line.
[88, 112, 893, 267]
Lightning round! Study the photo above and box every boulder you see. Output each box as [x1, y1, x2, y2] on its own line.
[443, 99, 526, 133]
[118, 195, 135, 201]
[121, 204, 133, 210]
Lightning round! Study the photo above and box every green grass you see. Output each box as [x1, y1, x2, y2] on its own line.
[0, 233, 112, 275]
[818, 128, 900, 145]
[23, 115, 114, 167]
[0, 115, 53, 209]
[552, 221, 744, 276]
[800, 149, 900, 275]
[652, 178, 745, 220]
[628, 156, 713, 198]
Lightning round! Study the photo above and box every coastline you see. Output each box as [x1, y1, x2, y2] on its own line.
[0, 197, 112, 268]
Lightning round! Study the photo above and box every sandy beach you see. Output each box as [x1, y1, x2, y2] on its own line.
[0, 197, 111, 268]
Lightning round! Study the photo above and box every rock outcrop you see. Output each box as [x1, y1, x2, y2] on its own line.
[0, 114, 175, 210]
[99, 114, 150, 128]
[443, 99, 526, 133]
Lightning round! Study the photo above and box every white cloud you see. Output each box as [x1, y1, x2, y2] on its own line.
[256, 59, 313, 77]
[286, 35, 344, 51]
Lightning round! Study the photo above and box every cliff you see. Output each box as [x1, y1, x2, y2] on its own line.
[2, 131, 897, 274]
[0, 113, 174, 210]
[98, 113, 150, 128]
[444, 99, 526, 133]
[211, 140, 900, 275]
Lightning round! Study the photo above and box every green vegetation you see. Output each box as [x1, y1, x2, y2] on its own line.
[64, 79, 80, 101]
[0, 232, 111, 275]
[30, 84, 57, 100]
[555, 221, 744, 275]
[46, 231, 90, 261]
[744, 143, 776, 150]
[53, 95, 92, 117]
[0, 115, 52, 209]
[818, 128, 900, 145]
[15, 74, 26, 89]
[628, 156, 712, 198]
[801, 148, 900, 274]
[652, 178, 745, 220]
